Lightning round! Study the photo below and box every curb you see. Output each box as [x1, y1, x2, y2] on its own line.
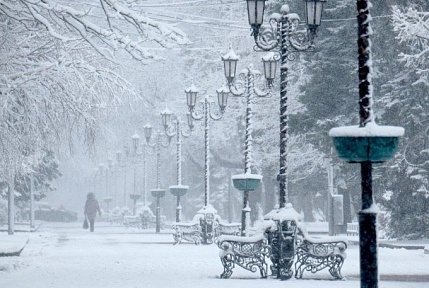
[348, 240, 427, 250]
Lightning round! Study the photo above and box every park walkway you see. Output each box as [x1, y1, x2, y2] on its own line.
[1, 222, 428, 288]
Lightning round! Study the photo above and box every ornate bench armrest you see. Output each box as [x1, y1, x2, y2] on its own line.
[295, 227, 348, 280]
[217, 222, 241, 236]
[217, 234, 271, 257]
[217, 234, 271, 279]
[171, 222, 202, 245]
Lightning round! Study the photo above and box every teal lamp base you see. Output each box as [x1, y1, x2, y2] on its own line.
[329, 124, 404, 163]
[231, 174, 262, 191]
[169, 185, 188, 197]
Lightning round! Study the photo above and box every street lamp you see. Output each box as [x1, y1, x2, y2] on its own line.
[143, 123, 171, 233]
[98, 163, 105, 200]
[246, 0, 326, 209]
[328, 1, 404, 287]
[185, 82, 227, 244]
[131, 132, 148, 207]
[103, 158, 114, 212]
[245, 0, 326, 280]
[221, 46, 275, 236]
[116, 146, 130, 208]
[161, 108, 192, 223]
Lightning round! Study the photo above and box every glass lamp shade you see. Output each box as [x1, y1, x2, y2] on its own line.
[185, 84, 198, 110]
[305, 0, 326, 27]
[221, 47, 239, 84]
[143, 124, 153, 142]
[116, 150, 122, 163]
[186, 112, 194, 130]
[262, 52, 277, 81]
[160, 108, 172, 127]
[131, 132, 140, 150]
[246, 0, 267, 27]
[217, 86, 229, 112]
[124, 145, 130, 157]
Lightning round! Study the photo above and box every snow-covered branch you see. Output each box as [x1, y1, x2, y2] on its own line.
[392, 5, 429, 86]
[1, 0, 190, 63]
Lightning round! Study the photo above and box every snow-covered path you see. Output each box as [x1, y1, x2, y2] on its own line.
[1, 222, 428, 288]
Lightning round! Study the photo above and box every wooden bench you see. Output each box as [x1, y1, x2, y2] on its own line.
[217, 234, 271, 279]
[294, 227, 347, 280]
[171, 222, 202, 245]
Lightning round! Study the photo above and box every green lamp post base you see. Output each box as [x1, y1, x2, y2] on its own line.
[169, 185, 189, 197]
[151, 189, 166, 198]
[232, 174, 262, 191]
[329, 124, 404, 163]
[129, 194, 140, 201]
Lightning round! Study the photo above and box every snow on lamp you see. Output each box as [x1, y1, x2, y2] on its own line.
[161, 107, 172, 128]
[131, 132, 140, 151]
[304, 0, 327, 29]
[185, 82, 198, 112]
[143, 124, 152, 143]
[246, 0, 267, 30]
[262, 52, 278, 87]
[216, 85, 229, 113]
[221, 46, 239, 85]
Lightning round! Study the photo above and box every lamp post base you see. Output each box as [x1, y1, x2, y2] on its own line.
[359, 211, 378, 288]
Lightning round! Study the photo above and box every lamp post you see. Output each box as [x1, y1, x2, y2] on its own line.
[161, 108, 192, 223]
[92, 168, 98, 198]
[116, 146, 130, 208]
[143, 123, 171, 233]
[246, 0, 326, 209]
[221, 46, 275, 236]
[98, 163, 105, 201]
[131, 133, 148, 207]
[245, 0, 326, 279]
[129, 136, 142, 215]
[328, 1, 404, 287]
[103, 158, 113, 212]
[185, 82, 228, 244]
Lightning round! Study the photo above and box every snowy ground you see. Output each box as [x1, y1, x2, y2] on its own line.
[1, 222, 429, 288]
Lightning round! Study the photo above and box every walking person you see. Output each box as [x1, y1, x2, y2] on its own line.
[84, 192, 102, 232]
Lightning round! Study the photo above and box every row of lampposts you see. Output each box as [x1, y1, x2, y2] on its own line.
[184, 83, 228, 244]
[139, 124, 171, 233]
[246, 0, 405, 286]
[161, 109, 192, 223]
[84, 0, 326, 244]
[221, 46, 275, 236]
[81, 1, 402, 286]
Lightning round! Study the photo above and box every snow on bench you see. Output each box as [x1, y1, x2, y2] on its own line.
[215, 222, 241, 237]
[217, 234, 271, 279]
[295, 225, 347, 280]
[171, 222, 202, 245]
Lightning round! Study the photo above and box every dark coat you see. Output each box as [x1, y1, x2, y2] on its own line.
[84, 193, 101, 221]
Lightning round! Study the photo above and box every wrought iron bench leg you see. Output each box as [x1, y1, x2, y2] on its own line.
[328, 255, 345, 279]
[220, 254, 234, 279]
